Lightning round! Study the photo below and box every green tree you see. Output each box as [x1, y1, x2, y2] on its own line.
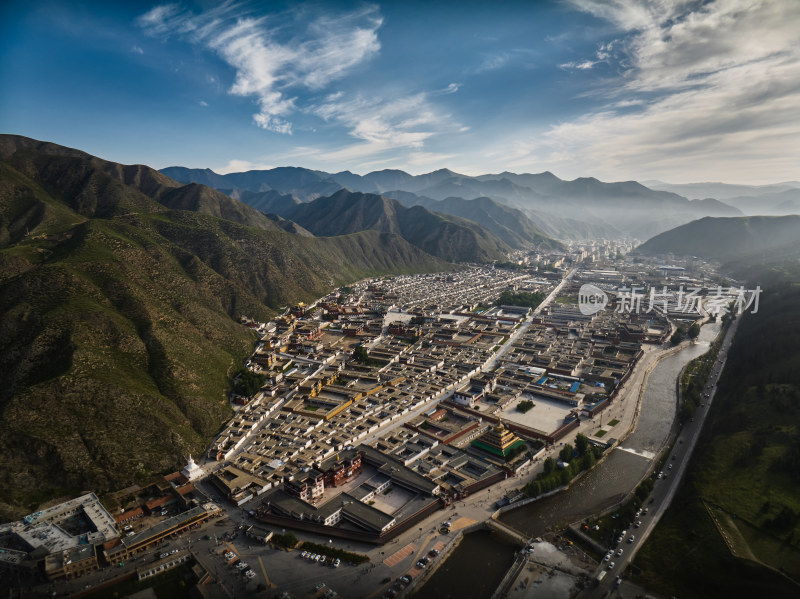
[688, 322, 701, 339]
[581, 450, 596, 470]
[671, 327, 685, 345]
[575, 433, 589, 456]
[559, 444, 574, 462]
[233, 369, 265, 396]
[543, 457, 556, 474]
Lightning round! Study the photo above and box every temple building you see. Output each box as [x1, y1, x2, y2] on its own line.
[470, 418, 526, 460]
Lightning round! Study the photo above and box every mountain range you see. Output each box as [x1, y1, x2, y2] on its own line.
[0, 135, 453, 518]
[162, 165, 745, 241]
[635, 215, 800, 283]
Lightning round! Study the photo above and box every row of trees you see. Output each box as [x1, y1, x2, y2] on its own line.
[524, 433, 602, 498]
[496, 290, 545, 309]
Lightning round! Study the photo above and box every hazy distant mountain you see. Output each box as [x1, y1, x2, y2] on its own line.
[161, 165, 746, 241]
[161, 165, 340, 201]
[719, 188, 800, 216]
[643, 180, 800, 201]
[282, 189, 511, 262]
[636, 215, 800, 263]
[0, 135, 451, 518]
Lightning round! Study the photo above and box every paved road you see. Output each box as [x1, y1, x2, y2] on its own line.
[586, 314, 740, 596]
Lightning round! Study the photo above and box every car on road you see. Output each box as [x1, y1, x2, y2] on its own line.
[634, 520, 642, 528]
[628, 535, 635, 543]
[604, 552, 612, 562]
[616, 548, 623, 557]
[657, 471, 663, 479]
[314, 582, 326, 591]
[428, 549, 439, 557]
[616, 576, 623, 587]
[333, 558, 341, 568]
[616, 536, 623, 544]
[669, 463, 673, 469]
[416, 560, 427, 568]
[608, 561, 615, 570]
[399, 575, 411, 586]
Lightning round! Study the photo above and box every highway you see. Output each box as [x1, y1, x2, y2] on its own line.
[587, 312, 741, 596]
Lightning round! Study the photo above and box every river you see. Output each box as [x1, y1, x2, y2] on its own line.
[416, 321, 721, 595]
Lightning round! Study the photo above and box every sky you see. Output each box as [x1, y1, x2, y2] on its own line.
[1, 0, 799, 184]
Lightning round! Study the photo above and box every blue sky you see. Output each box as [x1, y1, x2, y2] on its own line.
[2, 0, 799, 184]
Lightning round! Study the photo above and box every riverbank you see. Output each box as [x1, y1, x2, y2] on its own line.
[413, 320, 722, 598]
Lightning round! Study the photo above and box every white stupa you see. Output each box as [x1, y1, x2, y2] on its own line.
[181, 454, 204, 481]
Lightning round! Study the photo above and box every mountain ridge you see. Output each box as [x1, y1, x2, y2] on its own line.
[0, 135, 453, 518]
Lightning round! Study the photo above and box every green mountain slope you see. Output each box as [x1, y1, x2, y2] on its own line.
[282, 189, 511, 262]
[385, 191, 561, 250]
[0, 135, 450, 518]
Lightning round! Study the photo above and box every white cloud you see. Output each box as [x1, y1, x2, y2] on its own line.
[443, 83, 460, 94]
[215, 158, 274, 174]
[198, 100, 208, 107]
[131, 45, 144, 54]
[522, 0, 800, 183]
[560, 60, 597, 70]
[137, 2, 382, 134]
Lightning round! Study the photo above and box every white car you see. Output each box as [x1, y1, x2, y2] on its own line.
[616, 548, 623, 557]
[608, 561, 615, 570]
[604, 552, 612, 562]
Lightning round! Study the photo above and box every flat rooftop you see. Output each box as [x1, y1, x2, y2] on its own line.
[499, 394, 576, 435]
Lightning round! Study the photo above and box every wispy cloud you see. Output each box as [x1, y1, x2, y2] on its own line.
[519, 0, 800, 183]
[198, 100, 208, 107]
[137, 2, 382, 134]
[559, 59, 597, 70]
[310, 91, 455, 163]
[131, 45, 144, 54]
